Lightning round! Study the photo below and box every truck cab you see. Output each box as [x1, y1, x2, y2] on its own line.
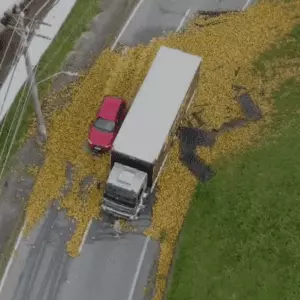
[102, 163, 149, 219]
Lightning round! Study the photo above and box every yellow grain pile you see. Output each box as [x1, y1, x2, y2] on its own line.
[24, 0, 300, 298]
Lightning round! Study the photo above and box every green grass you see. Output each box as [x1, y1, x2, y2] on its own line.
[0, 0, 99, 169]
[167, 25, 300, 300]
[0, 0, 99, 281]
[36, 0, 99, 87]
[253, 25, 300, 74]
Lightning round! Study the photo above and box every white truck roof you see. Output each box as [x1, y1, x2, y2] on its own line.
[112, 46, 202, 164]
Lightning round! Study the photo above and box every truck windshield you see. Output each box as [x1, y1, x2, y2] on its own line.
[105, 183, 137, 208]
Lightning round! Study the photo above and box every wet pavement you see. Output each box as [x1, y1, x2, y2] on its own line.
[0, 206, 74, 300]
[116, 0, 248, 47]
[65, 218, 158, 300]
[0, 206, 159, 300]
[0, 0, 256, 299]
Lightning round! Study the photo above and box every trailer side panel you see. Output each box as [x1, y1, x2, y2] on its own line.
[112, 46, 202, 165]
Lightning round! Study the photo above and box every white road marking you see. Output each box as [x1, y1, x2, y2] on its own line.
[176, 8, 191, 32]
[111, 0, 145, 50]
[0, 220, 26, 295]
[78, 219, 92, 253]
[242, 0, 253, 11]
[0, 0, 255, 296]
[151, 153, 169, 193]
[127, 236, 150, 300]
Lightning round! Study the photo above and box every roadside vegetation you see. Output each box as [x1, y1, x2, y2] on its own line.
[0, 0, 99, 282]
[21, 2, 300, 300]
[0, 0, 99, 168]
[166, 9, 300, 300]
[167, 78, 300, 300]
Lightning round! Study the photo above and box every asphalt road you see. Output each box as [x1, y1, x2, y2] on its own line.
[115, 0, 250, 46]
[0, 0, 253, 299]
[0, 205, 158, 300]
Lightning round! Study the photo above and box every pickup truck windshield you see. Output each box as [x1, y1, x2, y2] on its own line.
[105, 183, 137, 207]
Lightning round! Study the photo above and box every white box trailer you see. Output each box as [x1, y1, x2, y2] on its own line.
[102, 46, 202, 220]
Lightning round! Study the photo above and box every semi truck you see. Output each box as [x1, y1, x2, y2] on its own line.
[102, 46, 202, 220]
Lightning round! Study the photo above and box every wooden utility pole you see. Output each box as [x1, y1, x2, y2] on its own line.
[19, 11, 47, 141]
[2, 6, 51, 142]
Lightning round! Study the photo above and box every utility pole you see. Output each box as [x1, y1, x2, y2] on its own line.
[19, 11, 47, 142]
[1, 5, 51, 142]
[1, 3, 77, 143]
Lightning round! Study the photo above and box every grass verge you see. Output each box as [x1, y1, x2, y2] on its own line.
[166, 24, 300, 300]
[0, 0, 99, 282]
[0, 0, 99, 170]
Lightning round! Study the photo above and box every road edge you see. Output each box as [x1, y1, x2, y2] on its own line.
[0, 0, 139, 292]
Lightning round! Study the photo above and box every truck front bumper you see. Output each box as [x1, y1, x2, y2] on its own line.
[102, 204, 138, 220]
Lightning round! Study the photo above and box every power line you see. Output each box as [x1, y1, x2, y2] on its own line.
[0, 0, 95, 142]
[0, 4, 53, 172]
[19, 11, 47, 141]
[0, 0, 65, 177]
[0, 77, 29, 172]
[27, 0, 53, 28]
[1, 0, 87, 150]
[0, 37, 25, 115]
[0, 11, 38, 135]
[0, 14, 39, 139]
[0, 0, 53, 118]
[0, 67, 37, 180]
[0, 0, 54, 175]
[0, 0, 36, 73]
[0, 0, 46, 120]
[0, 41, 26, 137]
[0, 18, 20, 73]
[37, 1, 95, 78]
[0, 0, 94, 167]
[0, 4, 54, 142]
